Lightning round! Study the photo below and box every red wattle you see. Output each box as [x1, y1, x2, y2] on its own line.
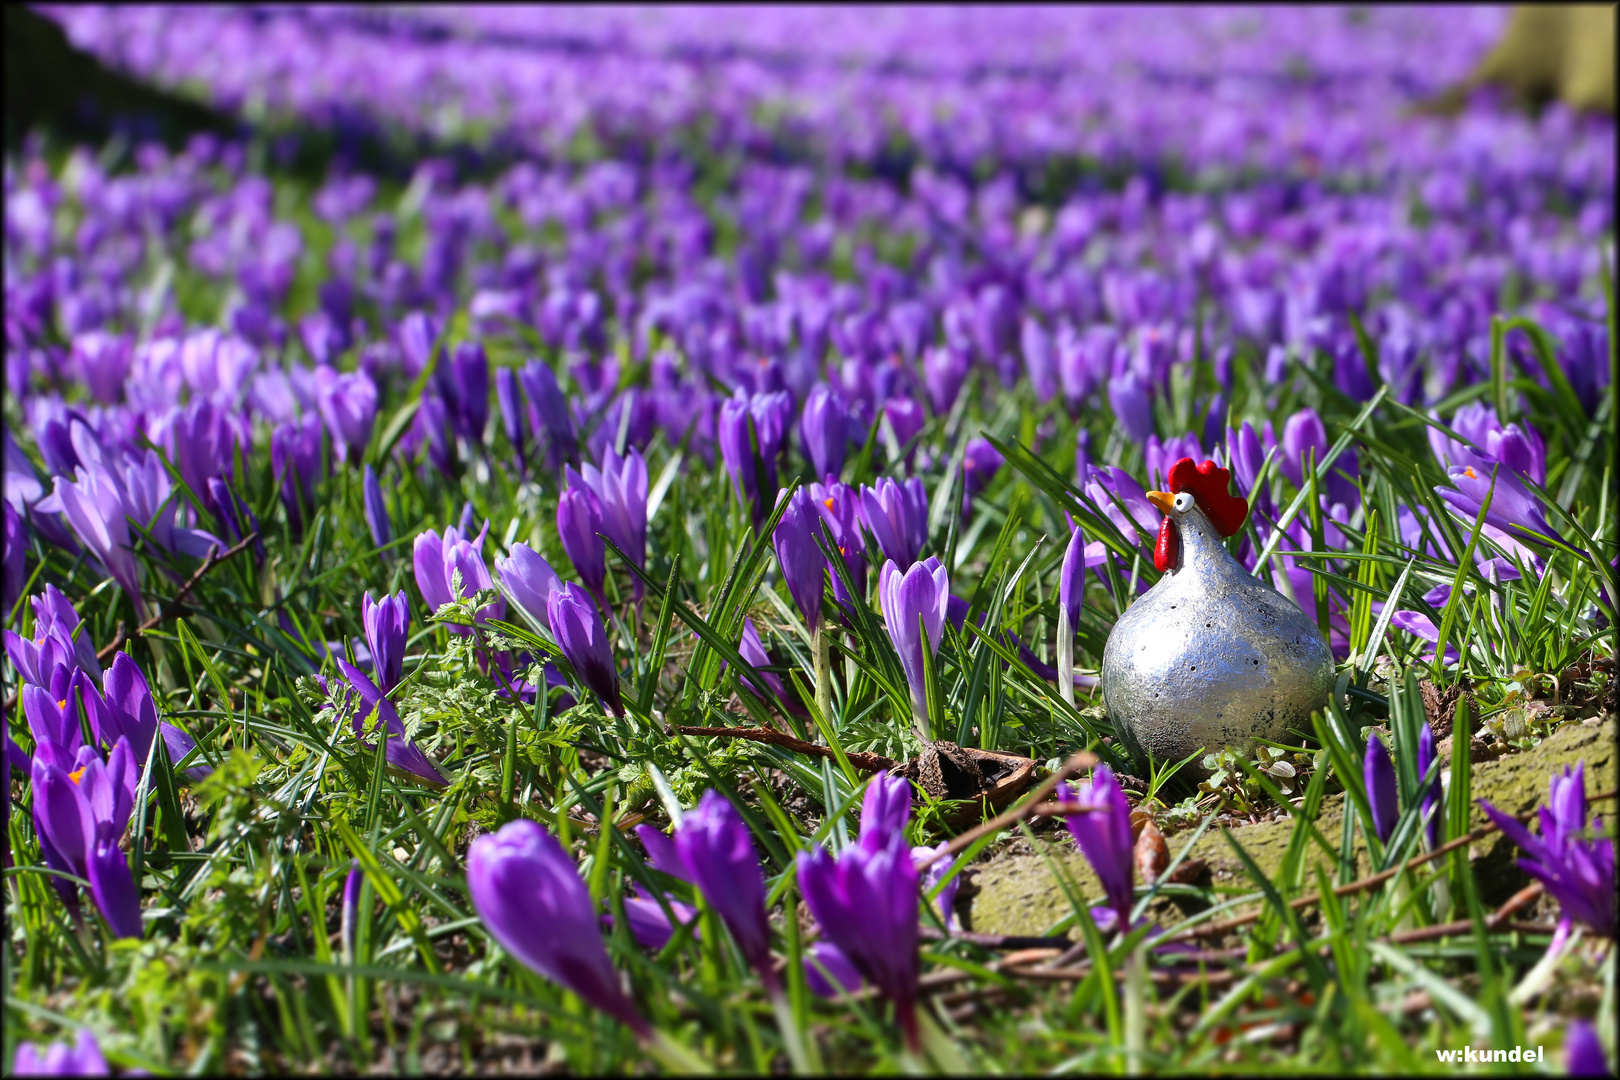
[1154, 517, 1179, 573]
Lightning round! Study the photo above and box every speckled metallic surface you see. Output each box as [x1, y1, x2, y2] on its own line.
[1102, 498, 1335, 772]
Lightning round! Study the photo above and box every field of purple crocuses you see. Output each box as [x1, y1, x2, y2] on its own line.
[4, 6, 1615, 1074]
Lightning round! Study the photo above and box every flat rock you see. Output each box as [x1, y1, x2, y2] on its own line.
[967, 719, 1616, 937]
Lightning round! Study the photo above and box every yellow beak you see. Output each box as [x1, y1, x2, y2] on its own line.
[1146, 490, 1175, 515]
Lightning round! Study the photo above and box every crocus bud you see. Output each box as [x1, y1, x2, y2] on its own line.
[674, 789, 776, 989]
[361, 591, 409, 693]
[883, 397, 925, 466]
[496, 542, 563, 632]
[1107, 372, 1155, 445]
[718, 392, 761, 520]
[772, 488, 826, 634]
[518, 360, 576, 467]
[1059, 524, 1086, 632]
[1566, 1021, 1610, 1078]
[467, 819, 648, 1036]
[546, 582, 622, 716]
[960, 437, 1003, 499]
[341, 860, 363, 963]
[877, 557, 950, 728]
[1062, 765, 1135, 929]
[556, 486, 607, 609]
[800, 383, 846, 481]
[270, 415, 324, 539]
[1364, 733, 1397, 844]
[857, 770, 912, 850]
[494, 367, 528, 472]
[1417, 723, 1440, 849]
[362, 464, 392, 550]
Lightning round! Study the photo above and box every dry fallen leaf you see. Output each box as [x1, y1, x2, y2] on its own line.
[1134, 816, 1170, 884]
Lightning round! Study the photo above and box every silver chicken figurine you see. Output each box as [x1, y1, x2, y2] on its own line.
[1101, 458, 1335, 771]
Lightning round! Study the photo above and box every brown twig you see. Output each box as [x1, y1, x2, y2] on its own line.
[95, 532, 260, 661]
[914, 749, 1100, 871]
[918, 926, 1073, 950]
[1162, 787, 1616, 942]
[672, 725, 897, 772]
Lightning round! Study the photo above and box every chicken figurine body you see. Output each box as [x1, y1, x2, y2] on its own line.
[1101, 458, 1334, 770]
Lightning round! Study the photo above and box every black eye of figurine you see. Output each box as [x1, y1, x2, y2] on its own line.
[1174, 493, 1194, 513]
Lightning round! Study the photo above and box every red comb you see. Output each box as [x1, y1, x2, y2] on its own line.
[1166, 458, 1249, 537]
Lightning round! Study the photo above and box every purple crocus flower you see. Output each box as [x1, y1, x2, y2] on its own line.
[960, 437, 1004, 500]
[798, 834, 921, 1048]
[547, 581, 622, 716]
[883, 397, 926, 469]
[575, 447, 648, 585]
[41, 466, 143, 610]
[913, 842, 958, 930]
[495, 542, 563, 632]
[801, 382, 847, 481]
[494, 367, 528, 471]
[361, 591, 409, 693]
[23, 678, 87, 773]
[1061, 766, 1135, 929]
[860, 476, 929, 570]
[772, 487, 826, 634]
[32, 737, 142, 938]
[730, 616, 793, 709]
[1059, 523, 1086, 633]
[333, 657, 446, 787]
[1436, 463, 1565, 548]
[1280, 408, 1360, 509]
[811, 479, 867, 610]
[556, 485, 608, 609]
[1417, 723, 1441, 849]
[1480, 762, 1614, 938]
[436, 341, 490, 444]
[79, 652, 206, 777]
[673, 789, 776, 989]
[312, 366, 378, 464]
[169, 398, 240, 515]
[803, 941, 865, 999]
[518, 360, 576, 467]
[362, 464, 392, 550]
[877, 557, 950, 727]
[1021, 315, 1058, 404]
[921, 344, 971, 417]
[614, 890, 700, 951]
[413, 520, 503, 632]
[1107, 372, 1155, 445]
[11, 1030, 110, 1076]
[1364, 734, 1398, 844]
[718, 392, 761, 517]
[858, 769, 913, 850]
[3, 501, 26, 616]
[5, 585, 98, 685]
[341, 860, 363, 962]
[1566, 1020, 1611, 1077]
[1085, 466, 1162, 543]
[467, 818, 648, 1035]
[270, 414, 324, 539]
